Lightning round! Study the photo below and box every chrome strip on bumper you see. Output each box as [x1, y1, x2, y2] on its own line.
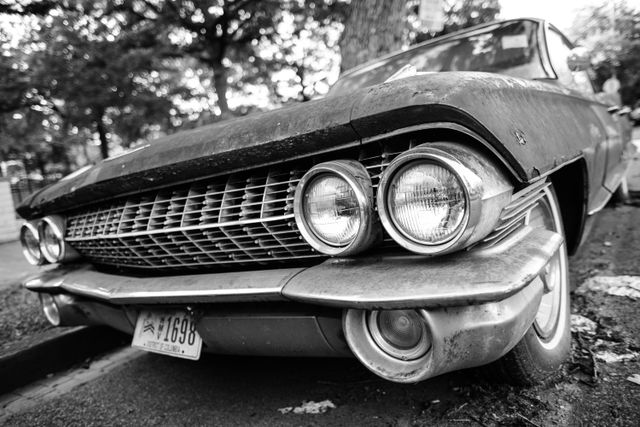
[25, 267, 303, 304]
[25, 226, 562, 308]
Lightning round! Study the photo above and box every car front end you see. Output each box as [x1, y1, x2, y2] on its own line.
[18, 105, 566, 383]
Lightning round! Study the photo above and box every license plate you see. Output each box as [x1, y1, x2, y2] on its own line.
[132, 310, 202, 360]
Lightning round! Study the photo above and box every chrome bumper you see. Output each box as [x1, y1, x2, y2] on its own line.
[24, 226, 562, 309]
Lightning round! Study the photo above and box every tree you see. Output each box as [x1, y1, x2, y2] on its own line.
[338, 0, 407, 72]
[0, 2, 188, 160]
[413, 0, 501, 43]
[108, 0, 280, 117]
[34, 12, 182, 159]
[258, 3, 346, 102]
[569, 1, 640, 104]
[337, 0, 501, 72]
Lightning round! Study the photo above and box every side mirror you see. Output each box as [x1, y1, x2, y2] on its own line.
[567, 47, 591, 71]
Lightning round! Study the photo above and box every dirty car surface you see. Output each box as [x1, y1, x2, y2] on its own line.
[18, 19, 632, 384]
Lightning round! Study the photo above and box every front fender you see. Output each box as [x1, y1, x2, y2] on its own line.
[350, 72, 605, 187]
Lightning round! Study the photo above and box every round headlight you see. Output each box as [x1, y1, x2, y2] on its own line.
[302, 174, 360, 245]
[38, 216, 66, 263]
[40, 221, 63, 262]
[378, 144, 486, 256]
[20, 222, 45, 265]
[294, 160, 378, 256]
[387, 161, 466, 245]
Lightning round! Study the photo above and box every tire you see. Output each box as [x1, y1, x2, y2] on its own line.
[491, 183, 571, 385]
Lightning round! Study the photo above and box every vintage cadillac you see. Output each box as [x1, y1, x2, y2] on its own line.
[18, 19, 632, 384]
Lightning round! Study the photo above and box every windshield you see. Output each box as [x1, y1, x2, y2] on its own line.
[329, 20, 549, 95]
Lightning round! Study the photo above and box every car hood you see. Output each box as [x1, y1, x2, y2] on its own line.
[18, 72, 591, 219]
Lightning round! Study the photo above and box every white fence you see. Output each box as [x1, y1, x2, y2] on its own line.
[0, 179, 20, 243]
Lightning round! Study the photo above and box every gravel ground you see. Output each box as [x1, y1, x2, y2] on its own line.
[0, 283, 52, 355]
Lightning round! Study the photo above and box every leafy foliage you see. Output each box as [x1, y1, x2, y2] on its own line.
[411, 0, 501, 43]
[569, 1, 640, 104]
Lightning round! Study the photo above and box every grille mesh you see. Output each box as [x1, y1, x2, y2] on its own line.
[65, 141, 408, 271]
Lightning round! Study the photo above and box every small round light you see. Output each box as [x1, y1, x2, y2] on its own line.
[39, 293, 61, 326]
[387, 161, 466, 245]
[368, 310, 431, 360]
[378, 310, 424, 349]
[20, 223, 44, 265]
[302, 174, 360, 246]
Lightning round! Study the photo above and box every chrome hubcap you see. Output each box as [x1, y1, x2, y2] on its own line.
[527, 190, 565, 339]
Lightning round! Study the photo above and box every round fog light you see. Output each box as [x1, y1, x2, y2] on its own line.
[39, 293, 61, 326]
[368, 310, 431, 360]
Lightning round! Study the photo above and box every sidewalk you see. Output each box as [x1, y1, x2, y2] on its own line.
[0, 241, 48, 290]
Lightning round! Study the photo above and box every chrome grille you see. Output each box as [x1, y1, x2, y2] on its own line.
[65, 168, 321, 270]
[64, 139, 414, 271]
[481, 180, 551, 247]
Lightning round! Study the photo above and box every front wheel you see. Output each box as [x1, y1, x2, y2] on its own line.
[492, 183, 571, 385]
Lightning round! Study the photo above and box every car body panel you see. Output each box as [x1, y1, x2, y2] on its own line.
[349, 72, 626, 214]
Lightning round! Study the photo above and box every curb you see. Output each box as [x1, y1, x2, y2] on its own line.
[0, 326, 128, 395]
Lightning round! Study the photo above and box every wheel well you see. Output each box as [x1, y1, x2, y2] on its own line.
[548, 159, 588, 256]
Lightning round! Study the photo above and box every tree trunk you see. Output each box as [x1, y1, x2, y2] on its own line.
[338, 0, 407, 72]
[95, 109, 109, 159]
[212, 60, 231, 118]
[59, 118, 72, 174]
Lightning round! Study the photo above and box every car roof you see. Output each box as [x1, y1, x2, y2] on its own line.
[338, 18, 547, 79]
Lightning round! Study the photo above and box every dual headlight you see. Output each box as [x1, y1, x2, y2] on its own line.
[294, 143, 512, 256]
[20, 216, 77, 265]
[294, 160, 378, 256]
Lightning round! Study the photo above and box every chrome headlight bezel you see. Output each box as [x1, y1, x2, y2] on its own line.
[38, 216, 67, 263]
[385, 159, 471, 247]
[294, 160, 378, 256]
[378, 143, 511, 256]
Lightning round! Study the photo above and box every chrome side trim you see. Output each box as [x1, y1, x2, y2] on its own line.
[481, 180, 551, 247]
[24, 266, 304, 304]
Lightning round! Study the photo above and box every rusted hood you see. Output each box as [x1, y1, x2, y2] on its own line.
[18, 72, 599, 219]
[17, 92, 360, 218]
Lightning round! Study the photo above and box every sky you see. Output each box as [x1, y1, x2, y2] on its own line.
[500, 0, 640, 33]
